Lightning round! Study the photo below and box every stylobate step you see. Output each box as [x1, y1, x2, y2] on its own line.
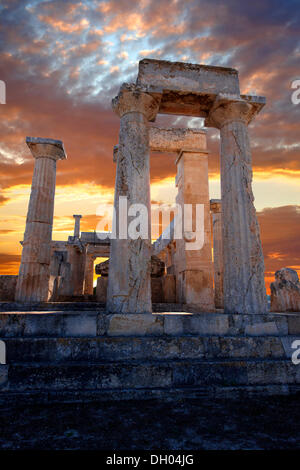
[0, 359, 299, 392]
[1, 312, 300, 337]
[1, 384, 300, 404]
[2, 335, 298, 362]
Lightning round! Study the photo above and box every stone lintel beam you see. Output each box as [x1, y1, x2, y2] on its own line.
[137, 59, 240, 96]
[205, 94, 266, 128]
[26, 137, 67, 161]
[85, 243, 110, 257]
[136, 59, 242, 117]
[149, 127, 207, 154]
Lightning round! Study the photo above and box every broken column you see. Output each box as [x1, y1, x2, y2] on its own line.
[107, 84, 159, 313]
[207, 96, 268, 314]
[73, 214, 82, 238]
[271, 268, 300, 312]
[210, 199, 224, 309]
[175, 148, 215, 311]
[15, 137, 66, 302]
[150, 126, 214, 311]
[83, 250, 94, 296]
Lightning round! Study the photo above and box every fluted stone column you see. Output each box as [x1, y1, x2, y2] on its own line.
[207, 96, 268, 314]
[210, 199, 223, 309]
[83, 253, 94, 296]
[15, 137, 66, 302]
[107, 84, 159, 313]
[73, 214, 82, 238]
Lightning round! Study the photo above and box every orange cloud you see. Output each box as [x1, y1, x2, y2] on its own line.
[38, 15, 89, 33]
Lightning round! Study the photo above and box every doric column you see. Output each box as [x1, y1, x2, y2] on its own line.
[174, 149, 214, 311]
[73, 214, 82, 238]
[210, 199, 223, 309]
[15, 137, 66, 302]
[107, 84, 159, 313]
[207, 96, 268, 314]
[83, 252, 94, 296]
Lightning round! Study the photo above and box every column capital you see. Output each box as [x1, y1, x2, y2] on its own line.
[112, 83, 160, 121]
[73, 214, 82, 219]
[210, 199, 222, 213]
[205, 94, 266, 129]
[26, 137, 67, 161]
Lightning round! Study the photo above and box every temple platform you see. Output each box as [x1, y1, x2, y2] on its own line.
[0, 306, 300, 403]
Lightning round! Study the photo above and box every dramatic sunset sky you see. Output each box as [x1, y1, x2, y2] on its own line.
[0, 0, 299, 292]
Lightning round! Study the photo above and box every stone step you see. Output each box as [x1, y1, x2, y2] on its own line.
[1, 384, 300, 405]
[2, 335, 298, 362]
[1, 311, 299, 338]
[0, 359, 299, 393]
[0, 302, 105, 312]
[0, 302, 184, 312]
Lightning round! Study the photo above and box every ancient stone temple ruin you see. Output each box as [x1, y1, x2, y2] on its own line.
[107, 59, 268, 315]
[0, 59, 299, 402]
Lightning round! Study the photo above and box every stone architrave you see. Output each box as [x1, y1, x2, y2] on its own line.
[107, 84, 160, 313]
[15, 137, 66, 302]
[271, 268, 300, 312]
[210, 199, 224, 309]
[73, 214, 82, 238]
[206, 95, 268, 314]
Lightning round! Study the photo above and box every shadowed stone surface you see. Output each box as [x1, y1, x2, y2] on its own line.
[0, 276, 18, 301]
[0, 396, 300, 449]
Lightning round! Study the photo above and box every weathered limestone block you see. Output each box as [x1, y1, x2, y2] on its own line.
[95, 259, 109, 277]
[107, 84, 160, 313]
[206, 96, 268, 314]
[151, 278, 163, 303]
[15, 137, 66, 302]
[96, 276, 108, 303]
[162, 274, 176, 303]
[96, 256, 164, 278]
[0, 275, 18, 301]
[271, 268, 300, 312]
[149, 127, 207, 153]
[137, 59, 240, 97]
[151, 255, 165, 278]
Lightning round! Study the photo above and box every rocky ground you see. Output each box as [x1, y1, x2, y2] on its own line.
[0, 395, 300, 450]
